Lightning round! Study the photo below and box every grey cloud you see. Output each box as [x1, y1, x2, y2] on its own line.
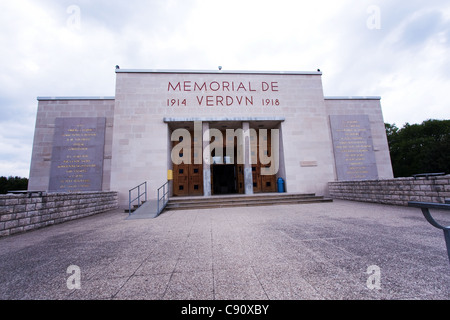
[396, 10, 445, 48]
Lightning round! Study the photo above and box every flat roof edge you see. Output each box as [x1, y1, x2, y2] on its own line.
[116, 69, 322, 75]
[325, 96, 381, 100]
[37, 96, 115, 101]
[164, 117, 285, 122]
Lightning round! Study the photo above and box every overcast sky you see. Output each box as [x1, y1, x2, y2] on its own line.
[0, 0, 449, 178]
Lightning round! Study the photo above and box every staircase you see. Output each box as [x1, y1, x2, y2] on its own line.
[165, 193, 332, 211]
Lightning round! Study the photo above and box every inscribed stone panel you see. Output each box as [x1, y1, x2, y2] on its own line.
[49, 117, 106, 192]
[329, 115, 378, 181]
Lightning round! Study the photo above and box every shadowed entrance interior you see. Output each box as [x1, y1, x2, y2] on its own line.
[169, 120, 282, 197]
[212, 164, 236, 194]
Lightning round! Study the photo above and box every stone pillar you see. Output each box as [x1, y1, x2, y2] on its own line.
[202, 122, 211, 196]
[242, 122, 254, 195]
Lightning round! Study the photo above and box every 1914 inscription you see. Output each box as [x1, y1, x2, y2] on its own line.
[330, 115, 378, 181]
[166, 80, 280, 107]
[49, 117, 106, 192]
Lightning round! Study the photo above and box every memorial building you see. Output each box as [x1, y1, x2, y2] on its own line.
[28, 69, 394, 208]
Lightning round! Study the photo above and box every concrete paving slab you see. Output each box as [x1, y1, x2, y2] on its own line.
[0, 200, 449, 300]
[214, 266, 269, 300]
[163, 270, 214, 300]
[69, 276, 129, 300]
[113, 274, 172, 300]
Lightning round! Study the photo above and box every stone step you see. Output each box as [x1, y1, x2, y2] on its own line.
[168, 193, 316, 203]
[165, 193, 332, 210]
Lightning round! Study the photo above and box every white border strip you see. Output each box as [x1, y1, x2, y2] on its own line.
[325, 96, 381, 100]
[37, 96, 115, 101]
[116, 69, 322, 75]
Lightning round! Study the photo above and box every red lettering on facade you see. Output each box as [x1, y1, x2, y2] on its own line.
[237, 82, 247, 91]
[271, 82, 279, 91]
[169, 80, 278, 92]
[261, 82, 279, 92]
[195, 95, 255, 106]
[168, 82, 181, 91]
[206, 96, 214, 106]
[210, 82, 220, 91]
[169, 80, 278, 107]
[194, 82, 206, 91]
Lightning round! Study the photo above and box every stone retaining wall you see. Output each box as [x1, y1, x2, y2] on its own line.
[328, 175, 450, 206]
[0, 191, 118, 237]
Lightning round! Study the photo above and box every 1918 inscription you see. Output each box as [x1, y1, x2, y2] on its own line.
[166, 80, 280, 107]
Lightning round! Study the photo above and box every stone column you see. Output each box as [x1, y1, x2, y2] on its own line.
[242, 122, 254, 195]
[202, 122, 211, 196]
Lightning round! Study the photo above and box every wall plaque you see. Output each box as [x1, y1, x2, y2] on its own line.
[330, 115, 378, 181]
[49, 117, 106, 192]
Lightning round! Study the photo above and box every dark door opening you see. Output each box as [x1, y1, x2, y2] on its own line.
[212, 165, 236, 195]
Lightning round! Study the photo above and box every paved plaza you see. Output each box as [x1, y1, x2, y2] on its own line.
[0, 200, 449, 300]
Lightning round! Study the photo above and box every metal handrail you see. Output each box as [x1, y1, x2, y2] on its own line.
[412, 172, 446, 180]
[128, 181, 147, 215]
[157, 181, 169, 216]
[408, 201, 450, 266]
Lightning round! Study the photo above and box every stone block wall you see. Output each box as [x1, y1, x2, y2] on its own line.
[328, 175, 450, 206]
[324, 98, 394, 180]
[28, 98, 115, 192]
[0, 191, 118, 237]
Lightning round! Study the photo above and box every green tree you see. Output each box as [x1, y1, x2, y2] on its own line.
[386, 119, 450, 177]
[0, 176, 29, 194]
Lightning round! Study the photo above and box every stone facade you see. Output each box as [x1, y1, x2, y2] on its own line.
[329, 175, 450, 206]
[28, 98, 115, 192]
[0, 191, 118, 237]
[28, 69, 394, 208]
[111, 70, 338, 206]
[325, 97, 393, 179]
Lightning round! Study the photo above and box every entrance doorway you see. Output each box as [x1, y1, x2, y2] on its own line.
[172, 133, 203, 197]
[170, 121, 280, 197]
[212, 164, 236, 194]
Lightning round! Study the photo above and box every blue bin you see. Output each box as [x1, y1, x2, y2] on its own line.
[277, 177, 285, 193]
